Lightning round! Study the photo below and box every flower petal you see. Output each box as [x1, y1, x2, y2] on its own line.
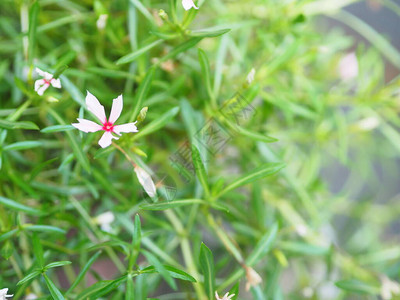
[37, 82, 49, 96]
[109, 95, 123, 124]
[113, 122, 138, 135]
[35, 67, 53, 80]
[98, 131, 118, 148]
[72, 118, 102, 133]
[182, 0, 198, 10]
[34, 79, 45, 92]
[96, 211, 115, 224]
[51, 78, 62, 89]
[0, 288, 13, 298]
[86, 91, 107, 123]
[134, 166, 156, 197]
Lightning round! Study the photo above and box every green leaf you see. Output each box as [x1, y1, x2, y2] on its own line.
[40, 125, 75, 133]
[25, 225, 66, 234]
[191, 28, 231, 37]
[59, 76, 85, 106]
[30, 158, 57, 181]
[169, 0, 177, 23]
[0, 119, 39, 130]
[199, 243, 215, 300]
[128, 214, 141, 270]
[247, 223, 278, 265]
[279, 241, 329, 256]
[1, 240, 13, 260]
[28, 1, 39, 64]
[198, 48, 213, 102]
[0, 229, 18, 243]
[14, 76, 30, 94]
[53, 65, 69, 78]
[53, 51, 76, 71]
[0, 196, 43, 216]
[17, 270, 41, 286]
[3, 141, 42, 151]
[142, 250, 177, 290]
[133, 214, 141, 250]
[67, 132, 91, 173]
[233, 125, 278, 143]
[76, 278, 125, 300]
[141, 265, 196, 282]
[92, 169, 129, 204]
[44, 261, 71, 270]
[116, 40, 163, 65]
[156, 37, 203, 65]
[48, 108, 91, 173]
[129, 0, 155, 25]
[66, 251, 102, 295]
[335, 279, 380, 295]
[133, 107, 179, 140]
[129, 67, 155, 122]
[7, 171, 38, 198]
[149, 30, 178, 40]
[140, 199, 205, 210]
[43, 273, 65, 300]
[191, 145, 210, 197]
[32, 233, 44, 268]
[86, 241, 129, 254]
[229, 282, 240, 300]
[219, 163, 285, 196]
[87, 67, 136, 79]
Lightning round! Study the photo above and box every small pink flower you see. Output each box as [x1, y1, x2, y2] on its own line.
[182, 0, 198, 10]
[72, 91, 138, 148]
[0, 288, 13, 299]
[34, 68, 61, 96]
[215, 291, 235, 300]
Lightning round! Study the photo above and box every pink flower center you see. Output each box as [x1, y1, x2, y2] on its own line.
[44, 78, 53, 85]
[102, 121, 114, 132]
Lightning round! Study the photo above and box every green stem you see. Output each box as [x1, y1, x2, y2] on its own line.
[164, 209, 207, 300]
[69, 196, 125, 273]
[207, 214, 244, 264]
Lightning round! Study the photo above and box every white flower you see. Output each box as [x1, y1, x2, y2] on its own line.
[245, 266, 262, 291]
[182, 0, 198, 10]
[96, 14, 108, 30]
[215, 291, 235, 300]
[0, 288, 13, 300]
[25, 294, 38, 300]
[247, 68, 255, 84]
[134, 166, 157, 197]
[357, 116, 380, 131]
[381, 275, 400, 300]
[302, 287, 314, 298]
[72, 91, 138, 148]
[295, 224, 308, 237]
[338, 52, 358, 80]
[34, 68, 61, 96]
[95, 211, 115, 232]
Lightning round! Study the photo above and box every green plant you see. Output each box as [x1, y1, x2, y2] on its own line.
[1, 0, 400, 299]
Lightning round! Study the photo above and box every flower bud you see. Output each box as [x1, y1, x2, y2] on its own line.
[245, 266, 262, 291]
[137, 107, 148, 122]
[134, 166, 157, 198]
